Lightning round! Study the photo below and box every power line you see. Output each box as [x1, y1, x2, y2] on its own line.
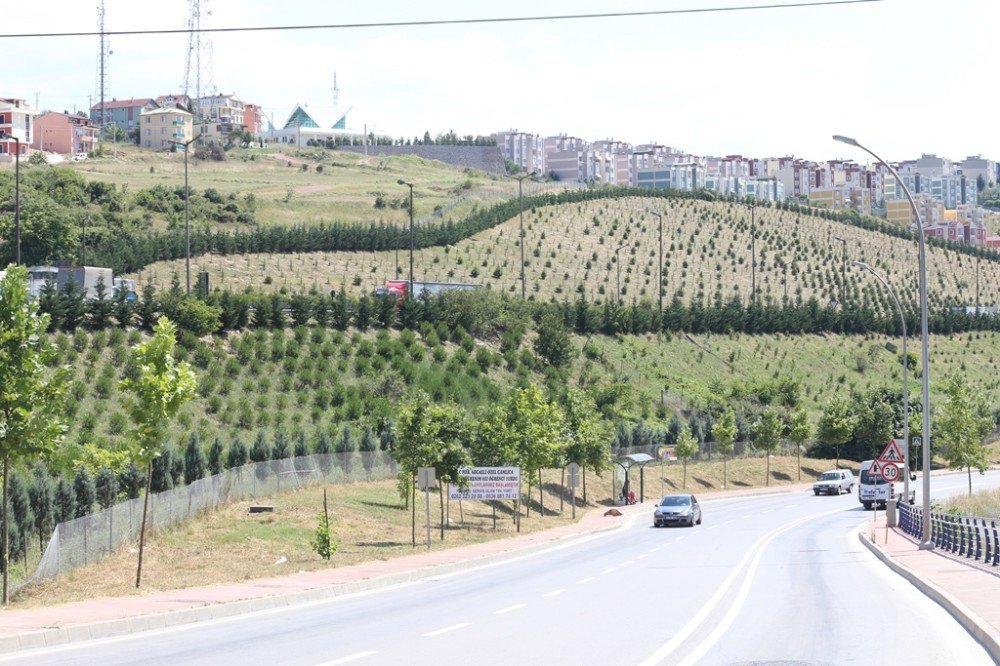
[0, 1, 882, 39]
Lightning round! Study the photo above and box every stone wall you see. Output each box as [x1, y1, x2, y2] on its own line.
[339, 145, 506, 175]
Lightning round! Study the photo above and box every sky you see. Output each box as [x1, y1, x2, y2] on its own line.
[3, 0, 997, 164]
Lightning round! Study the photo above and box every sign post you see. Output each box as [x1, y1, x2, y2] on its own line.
[567, 463, 580, 519]
[418, 467, 436, 550]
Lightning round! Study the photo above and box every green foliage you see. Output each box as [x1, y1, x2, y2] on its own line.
[562, 389, 612, 475]
[934, 373, 993, 492]
[674, 422, 699, 489]
[711, 410, 738, 456]
[533, 311, 576, 369]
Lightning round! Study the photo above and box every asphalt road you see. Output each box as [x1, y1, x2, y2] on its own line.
[8, 470, 1000, 666]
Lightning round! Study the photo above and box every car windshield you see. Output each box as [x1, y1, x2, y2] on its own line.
[820, 472, 839, 481]
[861, 469, 887, 485]
[660, 496, 690, 506]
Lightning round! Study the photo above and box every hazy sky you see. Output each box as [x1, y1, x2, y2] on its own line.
[3, 0, 996, 164]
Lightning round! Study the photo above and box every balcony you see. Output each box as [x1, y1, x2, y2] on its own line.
[172, 119, 186, 126]
[172, 130, 186, 138]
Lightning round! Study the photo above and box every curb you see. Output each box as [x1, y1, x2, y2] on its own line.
[858, 528, 1000, 663]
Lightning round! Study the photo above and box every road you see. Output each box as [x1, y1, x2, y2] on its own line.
[8, 470, 1000, 666]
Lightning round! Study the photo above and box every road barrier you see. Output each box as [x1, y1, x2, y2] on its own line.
[898, 502, 1000, 567]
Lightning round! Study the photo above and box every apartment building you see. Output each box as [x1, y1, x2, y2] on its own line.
[139, 107, 194, 151]
[155, 94, 192, 111]
[0, 97, 34, 161]
[636, 162, 705, 191]
[959, 155, 997, 187]
[243, 103, 264, 135]
[544, 135, 589, 182]
[495, 130, 544, 174]
[194, 93, 246, 144]
[808, 184, 871, 216]
[886, 195, 944, 228]
[90, 98, 158, 132]
[32, 112, 97, 155]
[894, 172, 975, 209]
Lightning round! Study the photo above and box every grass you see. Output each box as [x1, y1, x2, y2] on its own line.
[128, 196, 1000, 311]
[12, 453, 850, 607]
[938, 484, 1000, 519]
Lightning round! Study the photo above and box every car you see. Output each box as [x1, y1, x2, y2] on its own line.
[813, 469, 854, 495]
[72, 152, 88, 161]
[653, 494, 702, 527]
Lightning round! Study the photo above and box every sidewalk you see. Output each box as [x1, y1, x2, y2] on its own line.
[860, 513, 1000, 663]
[0, 483, 807, 652]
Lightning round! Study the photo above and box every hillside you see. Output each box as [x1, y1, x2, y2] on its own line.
[130, 196, 1000, 312]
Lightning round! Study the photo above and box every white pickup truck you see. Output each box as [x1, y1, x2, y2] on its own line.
[858, 459, 916, 510]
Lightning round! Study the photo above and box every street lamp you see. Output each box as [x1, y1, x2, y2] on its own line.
[649, 210, 663, 313]
[832, 235, 848, 309]
[615, 243, 628, 304]
[397, 179, 415, 294]
[854, 260, 910, 505]
[171, 134, 199, 294]
[835, 133, 932, 549]
[748, 202, 757, 304]
[0, 131, 21, 264]
[514, 171, 537, 300]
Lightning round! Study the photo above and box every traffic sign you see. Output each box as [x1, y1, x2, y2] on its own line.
[881, 463, 900, 483]
[868, 460, 883, 480]
[878, 439, 905, 464]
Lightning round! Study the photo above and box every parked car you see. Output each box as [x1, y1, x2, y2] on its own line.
[72, 152, 88, 161]
[813, 469, 854, 495]
[653, 494, 701, 527]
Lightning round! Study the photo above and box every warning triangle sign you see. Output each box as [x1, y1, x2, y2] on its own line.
[879, 439, 905, 464]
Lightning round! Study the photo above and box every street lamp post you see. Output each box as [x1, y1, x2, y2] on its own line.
[514, 172, 537, 300]
[749, 203, 757, 304]
[833, 235, 848, 309]
[0, 132, 21, 264]
[835, 134, 932, 549]
[649, 211, 663, 312]
[397, 179, 415, 294]
[854, 260, 910, 505]
[171, 135, 199, 294]
[615, 244, 628, 304]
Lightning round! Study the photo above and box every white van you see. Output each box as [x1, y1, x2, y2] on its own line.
[858, 460, 916, 510]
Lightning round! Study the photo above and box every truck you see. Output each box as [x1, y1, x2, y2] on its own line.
[375, 279, 481, 300]
[858, 459, 916, 510]
[25, 265, 136, 301]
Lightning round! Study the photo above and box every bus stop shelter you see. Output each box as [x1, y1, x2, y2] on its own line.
[614, 453, 655, 504]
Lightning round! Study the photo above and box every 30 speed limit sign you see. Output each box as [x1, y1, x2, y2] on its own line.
[881, 464, 900, 483]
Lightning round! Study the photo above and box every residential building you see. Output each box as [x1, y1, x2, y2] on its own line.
[636, 162, 705, 191]
[959, 155, 996, 188]
[894, 172, 975, 209]
[139, 107, 194, 151]
[243, 103, 264, 135]
[543, 135, 590, 182]
[808, 184, 871, 216]
[0, 97, 34, 161]
[495, 130, 544, 175]
[155, 94, 192, 111]
[886, 195, 944, 228]
[90, 98, 158, 132]
[193, 93, 246, 145]
[32, 112, 97, 155]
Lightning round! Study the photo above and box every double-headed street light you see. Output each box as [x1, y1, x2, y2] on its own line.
[172, 135, 199, 294]
[832, 235, 848, 309]
[397, 179, 415, 293]
[514, 171, 537, 300]
[834, 134, 932, 549]
[854, 260, 910, 505]
[0, 131, 21, 264]
[748, 202, 757, 304]
[649, 210, 663, 312]
[615, 243, 628, 304]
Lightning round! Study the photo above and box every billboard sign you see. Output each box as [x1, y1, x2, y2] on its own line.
[449, 467, 521, 501]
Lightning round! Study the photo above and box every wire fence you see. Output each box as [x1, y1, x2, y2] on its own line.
[14, 452, 399, 594]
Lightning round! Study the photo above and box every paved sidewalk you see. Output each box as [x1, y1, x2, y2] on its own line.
[0, 483, 808, 652]
[860, 513, 1000, 663]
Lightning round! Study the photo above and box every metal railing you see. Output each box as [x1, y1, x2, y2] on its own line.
[899, 502, 1000, 567]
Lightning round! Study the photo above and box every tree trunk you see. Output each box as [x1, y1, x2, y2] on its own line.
[724, 455, 728, 490]
[525, 479, 532, 518]
[583, 467, 588, 503]
[538, 469, 544, 517]
[410, 474, 416, 547]
[135, 463, 152, 588]
[439, 486, 444, 541]
[797, 445, 801, 481]
[968, 466, 973, 496]
[2, 453, 9, 606]
[560, 468, 565, 514]
[835, 443, 840, 471]
[766, 453, 771, 486]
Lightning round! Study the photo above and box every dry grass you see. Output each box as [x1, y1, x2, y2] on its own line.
[13, 454, 845, 607]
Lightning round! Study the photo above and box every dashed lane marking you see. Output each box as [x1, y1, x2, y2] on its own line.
[495, 604, 526, 614]
[544, 589, 566, 598]
[423, 623, 471, 637]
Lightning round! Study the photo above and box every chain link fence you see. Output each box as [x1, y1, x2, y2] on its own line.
[14, 452, 398, 594]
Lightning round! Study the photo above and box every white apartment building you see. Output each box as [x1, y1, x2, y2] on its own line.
[544, 135, 589, 182]
[959, 155, 997, 187]
[495, 129, 545, 174]
[0, 97, 34, 161]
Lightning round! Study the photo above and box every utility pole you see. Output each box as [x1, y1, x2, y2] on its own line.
[649, 210, 663, 312]
[515, 172, 536, 300]
[833, 236, 848, 308]
[749, 203, 757, 304]
[398, 180, 415, 293]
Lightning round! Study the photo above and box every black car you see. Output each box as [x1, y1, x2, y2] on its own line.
[653, 494, 702, 527]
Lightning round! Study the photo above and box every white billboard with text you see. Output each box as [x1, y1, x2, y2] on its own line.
[448, 467, 521, 501]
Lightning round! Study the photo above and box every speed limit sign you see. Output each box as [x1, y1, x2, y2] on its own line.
[881, 464, 900, 483]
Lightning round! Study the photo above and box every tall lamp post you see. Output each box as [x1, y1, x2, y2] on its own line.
[514, 172, 537, 300]
[0, 131, 21, 264]
[854, 260, 910, 505]
[397, 179, 415, 294]
[649, 210, 663, 312]
[835, 134, 932, 549]
[832, 235, 848, 309]
[171, 135, 199, 294]
[615, 243, 628, 304]
[748, 202, 757, 304]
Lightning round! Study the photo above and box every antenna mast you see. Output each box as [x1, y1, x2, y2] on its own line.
[183, 0, 217, 119]
[96, 0, 110, 134]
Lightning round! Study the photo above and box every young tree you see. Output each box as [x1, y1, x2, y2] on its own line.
[394, 391, 448, 546]
[8, 472, 33, 569]
[112, 287, 135, 329]
[359, 425, 377, 479]
[227, 435, 249, 470]
[184, 434, 207, 482]
[94, 467, 119, 510]
[787, 408, 812, 482]
[674, 423, 699, 489]
[54, 476, 76, 524]
[118, 317, 196, 588]
[207, 437, 224, 475]
[59, 276, 86, 331]
[753, 407, 784, 486]
[118, 461, 144, 499]
[0, 265, 67, 605]
[150, 447, 174, 492]
[817, 397, 855, 470]
[562, 389, 612, 503]
[72, 466, 96, 518]
[336, 425, 355, 479]
[28, 463, 54, 554]
[533, 311, 576, 369]
[935, 374, 994, 495]
[87, 276, 114, 330]
[711, 410, 737, 489]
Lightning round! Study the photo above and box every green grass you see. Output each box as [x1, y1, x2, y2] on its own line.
[938, 484, 1000, 518]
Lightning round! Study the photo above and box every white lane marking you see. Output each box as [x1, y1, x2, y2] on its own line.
[315, 652, 378, 666]
[676, 536, 685, 541]
[423, 623, 471, 637]
[723, 519, 734, 525]
[544, 588, 566, 598]
[621, 560, 634, 566]
[762, 509, 774, 514]
[706, 526, 717, 530]
[602, 567, 616, 574]
[638, 506, 846, 666]
[649, 547, 660, 552]
[637, 554, 648, 560]
[577, 576, 595, 585]
[495, 604, 526, 614]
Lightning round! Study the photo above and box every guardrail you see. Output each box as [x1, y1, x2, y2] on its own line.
[898, 502, 1000, 566]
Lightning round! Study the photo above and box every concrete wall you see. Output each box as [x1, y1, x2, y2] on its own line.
[338, 145, 506, 175]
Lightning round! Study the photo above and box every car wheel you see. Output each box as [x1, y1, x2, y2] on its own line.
[863, 501, 873, 510]
[696, 515, 702, 525]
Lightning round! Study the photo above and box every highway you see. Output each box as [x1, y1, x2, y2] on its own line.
[8, 470, 1000, 666]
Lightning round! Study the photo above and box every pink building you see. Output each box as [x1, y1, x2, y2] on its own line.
[243, 102, 263, 135]
[32, 112, 97, 155]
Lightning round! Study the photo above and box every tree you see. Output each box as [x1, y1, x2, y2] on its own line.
[87, 276, 114, 329]
[674, 423, 699, 489]
[359, 425, 377, 479]
[562, 389, 612, 503]
[711, 410, 737, 489]
[59, 276, 86, 331]
[28, 463, 54, 554]
[0, 265, 67, 605]
[184, 434, 207, 482]
[118, 316, 196, 588]
[533, 311, 576, 369]
[753, 407, 783, 486]
[72, 466, 96, 518]
[787, 408, 811, 482]
[54, 476, 75, 524]
[7, 472, 33, 569]
[817, 397, 855, 470]
[336, 425, 355, 479]
[394, 392, 449, 546]
[207, 437, 224, 475]
[118, 461, 144, 499]
[112, 287, 135, 328]
[934, 374, 994, 495]
[227, 435, 249, 469]
[94, 467, 119, 510]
